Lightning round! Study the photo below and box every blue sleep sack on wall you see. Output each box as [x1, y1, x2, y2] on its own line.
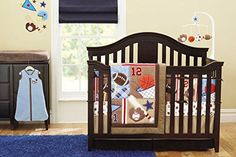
[15, 68, 48, 121]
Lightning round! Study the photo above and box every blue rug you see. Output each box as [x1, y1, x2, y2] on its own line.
[0, 135, 155, 157]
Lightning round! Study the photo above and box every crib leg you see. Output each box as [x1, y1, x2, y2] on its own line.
[214, 138, 219, 152]
[44, 120, 48, 130]
[214, 121, 220, 152]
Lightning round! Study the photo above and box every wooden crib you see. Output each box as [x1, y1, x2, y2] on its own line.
[87, 32, 223, 152]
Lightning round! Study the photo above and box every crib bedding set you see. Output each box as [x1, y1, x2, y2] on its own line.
[110, 64, 159, 126]
[93, 63, 216, 134]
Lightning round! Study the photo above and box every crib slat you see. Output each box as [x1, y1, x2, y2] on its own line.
[179, 74, 184, 135]
[107, 70, 112, 134]
[194, 57, 198, 66]
[188, 74, 193, 134]
[113, 52, 117, 63]
[98, 72, 104, 135]
[205, 73, 211, 135]
[121, 48, 125, 63]
[202, 57, 206, 66]
[156, 44, 159, 63]
[129, 44, 134, 63]
[105, 54, 109, 65]
[162, 44, 166, 64]
[197, 74, 202, 135]
[186, 55, 190, 66]
[97, 55, 101, 62]
[178, 53, 182, 66]
[170, 48, 174, 66]
[170, 74, 176, 134]
[88, 65, 95, 145]
[214, 67, 222, 152]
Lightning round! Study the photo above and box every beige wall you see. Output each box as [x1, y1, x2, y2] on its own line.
[0, 0, 51, 52]
[127, 0, 235, 109]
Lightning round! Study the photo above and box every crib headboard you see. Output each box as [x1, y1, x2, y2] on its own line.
[87, 32, 209, 66]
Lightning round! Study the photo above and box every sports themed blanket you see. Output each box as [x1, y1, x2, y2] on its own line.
[110, 64, 158, 126]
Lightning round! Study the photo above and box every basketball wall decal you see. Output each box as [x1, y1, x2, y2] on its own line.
[112, 73, 129, 86]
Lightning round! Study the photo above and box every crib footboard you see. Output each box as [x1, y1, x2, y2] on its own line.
[165, 61, 223, 152]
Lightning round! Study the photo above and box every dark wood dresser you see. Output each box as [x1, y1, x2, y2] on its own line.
[0, 51, 49, 129]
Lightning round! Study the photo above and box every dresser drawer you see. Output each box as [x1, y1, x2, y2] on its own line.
[0, 101, 10, 118]
[0, 84, 10, 100]
[0, 65, 10, 82]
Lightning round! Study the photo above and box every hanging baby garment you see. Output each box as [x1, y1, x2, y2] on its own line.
[15, 68, 48, 121]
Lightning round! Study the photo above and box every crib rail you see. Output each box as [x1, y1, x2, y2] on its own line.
[88, 32, 208, 66]
[166, 60, 223, 151]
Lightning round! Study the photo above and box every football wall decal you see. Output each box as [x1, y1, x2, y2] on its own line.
[112, 73, 129, 86]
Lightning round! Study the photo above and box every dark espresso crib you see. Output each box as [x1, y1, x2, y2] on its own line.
[87, 32, 223, 152]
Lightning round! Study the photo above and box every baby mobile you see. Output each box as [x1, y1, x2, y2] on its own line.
[177, 11, 215, 58]
[19, 0, 48, 33]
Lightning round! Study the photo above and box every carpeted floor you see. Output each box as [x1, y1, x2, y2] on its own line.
[0, 135, 155, 157]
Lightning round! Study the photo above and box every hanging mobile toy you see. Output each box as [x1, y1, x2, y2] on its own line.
[178, 11, 215, 58]
[178, 12, 213, 43]
[178, 34, 187, 42]
[193, 15, 203, 42]
[195, 33, 203, 41]
[188, 36, 195, 42]
[204, 34, 212, 40]
[192, 15, 198, 24]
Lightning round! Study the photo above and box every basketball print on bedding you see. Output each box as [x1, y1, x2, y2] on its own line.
[139, 75, 155, 90]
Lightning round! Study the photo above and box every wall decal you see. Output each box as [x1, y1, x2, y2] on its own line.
[25, 22, 40, 32]
[40, 1, 46, 8]
[19, 0, 49, 33]
[37, 10, 48, 21]
[22, 0, 36, 11]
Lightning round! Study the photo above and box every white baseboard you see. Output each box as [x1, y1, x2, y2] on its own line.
[221, 109, 236, 123]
